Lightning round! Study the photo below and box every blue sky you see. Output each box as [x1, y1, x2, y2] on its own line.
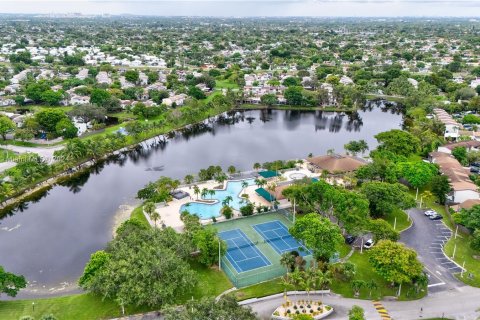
[0, 0, 479, 17]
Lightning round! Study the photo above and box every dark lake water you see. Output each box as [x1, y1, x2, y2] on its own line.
[0, 103, 403, 297]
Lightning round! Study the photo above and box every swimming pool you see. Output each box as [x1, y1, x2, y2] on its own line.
[180, 179, 255, 219]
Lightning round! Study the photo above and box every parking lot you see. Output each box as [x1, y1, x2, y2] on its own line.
[401, 208, 465, 292]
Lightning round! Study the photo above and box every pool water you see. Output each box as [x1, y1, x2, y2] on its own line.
[180, 179, 255, 219]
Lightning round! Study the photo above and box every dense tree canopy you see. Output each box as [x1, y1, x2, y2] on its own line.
[360, 182, 415, 218]
[374, 130, 421, 157]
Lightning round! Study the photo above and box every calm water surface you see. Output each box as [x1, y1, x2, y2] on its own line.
[0, 104, 403, 297]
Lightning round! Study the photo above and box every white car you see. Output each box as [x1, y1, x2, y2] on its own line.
[363, 239, 374, 249]
[424, 210, 437, 216]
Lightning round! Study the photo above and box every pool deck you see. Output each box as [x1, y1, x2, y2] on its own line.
[145, 161, 344, 230]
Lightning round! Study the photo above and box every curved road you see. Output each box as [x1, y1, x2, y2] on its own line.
[243, 287, 480, 320]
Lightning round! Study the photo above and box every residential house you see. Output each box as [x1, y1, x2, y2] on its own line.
[429, 152, 479, 204]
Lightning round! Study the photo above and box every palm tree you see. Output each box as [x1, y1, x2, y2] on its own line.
[314, 269, 332, 291]
[241, 180, 249, 191]
[290, 268, 304, 294]
[365, 280, 378, 298]
[222, 195, 233, 207]
[193, 185, 200, 199]
[280, 252, 296, 277]
[208, 189, 216, 199]
[358, 139, 369, 155]
[302, 268, 315, 300]
[144, 202, 160, 227]
[351, 280, 366, 297]
[266, 182, 277, 205]
[201, 188, 208, 199]
[253, 162, 261, 171]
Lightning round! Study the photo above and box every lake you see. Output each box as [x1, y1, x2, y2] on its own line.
[0, 102, 403, 298]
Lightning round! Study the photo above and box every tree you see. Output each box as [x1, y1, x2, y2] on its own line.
[344, 140, 369, 156]
[452, 146, 468, 166]
[348, 305, 366, 320]
[68, 104, 107, 123]
[280, 252, 296, 274]
[471, 229, 480, 251]
[193, 185, 200, 200]
[25, 82, 50, 103]
[90, 88, 111, 106]
[193, 227, 226, 266]
[35, 109, 68, 133]
[124, 70, 139, 83]
[289, 213, 343, 262]
[0, 265, 27, 298]
[240, 203, 254, 216]
[163, 295, 257, 320]
[227, 165, 236, 175]
[284, 86, 304, 105]
[144, 202, 160, 227]
[360, 182, 415, 218]
[453, 205, 480, 231]
[396, 161, 438, 196]
[78, 251, 110, 288]
[431, 175, 451, 204]
[184, 174, 195, 185]
[260, 93, 278, 107]
[368, 219, 400, 241]
[369, 240, 423, 296]
[374, 130, 420, 157]
[41, 90, 63, 106]
[55, 118, 78, 139]
[14, 128, 34, 141]
[82, 227, 197, 307]
[0, 116, 16, 140]
[351, 280, 366, 296]
[188, 86, 206, 99]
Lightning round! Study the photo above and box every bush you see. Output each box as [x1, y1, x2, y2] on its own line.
[471, 229, 480, 251]
[221, 205, 233, 219]
[240, 203, 254, 216]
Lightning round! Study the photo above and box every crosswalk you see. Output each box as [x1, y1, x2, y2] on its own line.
[373, 300, 391, 320]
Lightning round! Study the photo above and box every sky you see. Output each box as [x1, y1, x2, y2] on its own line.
[0, 0, 479, 17]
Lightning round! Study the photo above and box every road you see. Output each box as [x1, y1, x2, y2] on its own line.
[2, 144, 63, 164]
[401, 208, 465, 293]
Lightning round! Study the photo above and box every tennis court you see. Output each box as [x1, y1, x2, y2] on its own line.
[218, 229, 271, 273]
[214, 211, 314, 287]
[253, 220, 311, 256]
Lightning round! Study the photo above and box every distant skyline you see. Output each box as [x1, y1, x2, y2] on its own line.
[0, 0, 479, 17]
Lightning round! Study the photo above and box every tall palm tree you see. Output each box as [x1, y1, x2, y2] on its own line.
[193, 185, 200, 200]
[280, 252, 296, 277]
[253, 162, 261, 171]
[241, 180, 249, 191]
[144, 202, 160, 227]
[208, 189, 216, 199]
[201, 188, 208, 199]
[365, 280, 378, 298]
[222, 195, 233, 207]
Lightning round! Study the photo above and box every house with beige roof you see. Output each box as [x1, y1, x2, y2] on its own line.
[429, 152, 479, 204]
[307, 154, 366, 174]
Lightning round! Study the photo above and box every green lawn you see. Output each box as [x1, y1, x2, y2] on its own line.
[444, 234, 480, 287]
[129, 205, 150, 228]
[0, 148, 17, 162]
[234, 250, 426, 302]
[215, 80, 239, 90]
[0, 293, 129, 320]
[0, 261, 232, 320]
[385, 208, 412, 232]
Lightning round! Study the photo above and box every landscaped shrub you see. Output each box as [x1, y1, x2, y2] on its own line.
[221, 205, 233, 219]
[240, 203, 254, 216]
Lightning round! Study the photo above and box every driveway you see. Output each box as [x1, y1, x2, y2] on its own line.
[401, 208, 464, 292]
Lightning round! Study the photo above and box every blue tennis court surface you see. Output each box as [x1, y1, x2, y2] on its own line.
[253, 220, 311, 256]
[218, 229, 271, 273]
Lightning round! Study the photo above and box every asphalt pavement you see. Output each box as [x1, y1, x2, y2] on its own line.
[401, 208, 465, 293]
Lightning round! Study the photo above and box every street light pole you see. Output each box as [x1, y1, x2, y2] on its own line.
[218, 240, 222, 271]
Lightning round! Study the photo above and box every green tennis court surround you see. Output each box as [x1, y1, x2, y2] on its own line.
[214, 211, 314, 288]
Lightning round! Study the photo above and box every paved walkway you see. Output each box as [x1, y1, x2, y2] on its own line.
[2, 144, 63, 163]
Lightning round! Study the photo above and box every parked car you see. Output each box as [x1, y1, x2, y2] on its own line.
[470, 166, 479, 173]
[429, 214, 443, 220]
[345, 235, 356, 245]
[363, 239, 374, 249]
[424, 209, 437, 216]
